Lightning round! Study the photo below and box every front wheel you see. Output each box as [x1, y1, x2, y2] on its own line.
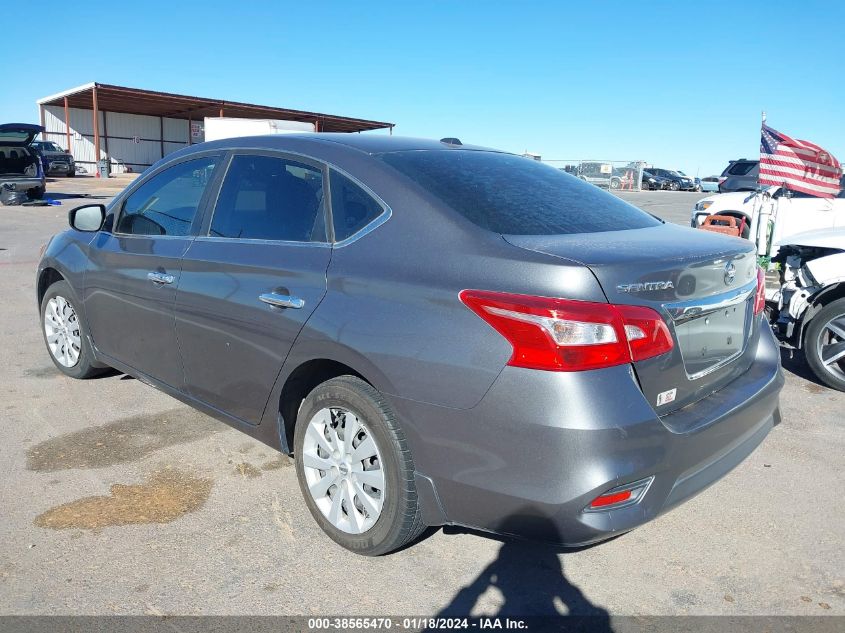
[805, 299, 845, 392]
[28, 187, 45, 199]
[294, 376, 425, 555]
[40, 281, 108, 379]
[670, 181, 680, 191]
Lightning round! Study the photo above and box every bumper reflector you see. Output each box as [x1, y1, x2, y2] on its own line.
[586, 477, 654, 512]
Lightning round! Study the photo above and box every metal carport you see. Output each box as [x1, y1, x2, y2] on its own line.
[37, 82, 394, 174]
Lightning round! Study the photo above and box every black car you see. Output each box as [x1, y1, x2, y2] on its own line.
[647, 168, 695, 191]
[30, 140, 76, 177]
[640, 170, 671, 191]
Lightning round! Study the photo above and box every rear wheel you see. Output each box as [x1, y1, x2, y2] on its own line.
[609, 178, 621, 190]
[28, 187, 45, 199]
[66, 170, 75, 178]
[805, 299, 845, 392]
[40, 281, 108, 379]
[294, 376, 425, 555]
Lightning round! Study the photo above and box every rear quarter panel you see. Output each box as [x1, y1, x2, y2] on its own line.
[281, 152, 608, 409]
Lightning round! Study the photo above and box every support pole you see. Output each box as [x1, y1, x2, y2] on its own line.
[64, 97, 71, 153]
[39, 106, 46, 140]
[160, 116, 165, 159]
[187, 115, 192, 146]
[92, 86, 101, 177]
[219, 107, 224, 118]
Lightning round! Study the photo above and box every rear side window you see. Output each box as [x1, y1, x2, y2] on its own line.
[210, 154, 326, 242]
[330, 170, 384, 241]
[118, 156, 217, 236]
[379, 151, 660, 235]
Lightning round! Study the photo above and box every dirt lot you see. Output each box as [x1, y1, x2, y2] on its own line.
[0, 179, 842, 616]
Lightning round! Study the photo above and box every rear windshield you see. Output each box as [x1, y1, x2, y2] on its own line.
[724, 161, 758, 176]
[379, 150, 660, 235]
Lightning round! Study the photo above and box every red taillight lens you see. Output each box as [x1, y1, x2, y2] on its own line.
[754, 267, 766, 315]
[589, 489, 632, 508]
[459, 290, 674, 372]
[586, 476, 654, 512]
[615, 305, 674, 362]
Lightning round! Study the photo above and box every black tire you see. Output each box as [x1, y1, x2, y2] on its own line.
[804, 298, 845, 392]
[66, 170, 76, 178]
[40, 280, 109, 379]
[28, 187, 45, 200]
[670, 181, 680, 191]
[609, 178, 621, 190]
[294, 375, 425, 555]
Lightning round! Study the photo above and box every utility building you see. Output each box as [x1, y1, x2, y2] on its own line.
[37, 82, 394, 174]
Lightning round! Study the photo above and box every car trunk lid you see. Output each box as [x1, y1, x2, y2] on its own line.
[0, 123, 44, 147]
[503, 223, 760, 416]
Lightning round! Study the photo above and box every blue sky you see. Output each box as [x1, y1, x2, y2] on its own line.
[2, 1, 843, 176]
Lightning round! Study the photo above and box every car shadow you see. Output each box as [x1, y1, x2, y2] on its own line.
[778, 346, 828, 388]
[431, 515, 614, 629]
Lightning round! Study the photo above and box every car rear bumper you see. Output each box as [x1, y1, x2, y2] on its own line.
[392, 321, 783, 545]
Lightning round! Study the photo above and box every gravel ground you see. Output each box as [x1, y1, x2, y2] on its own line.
[0, 180, 842, 617]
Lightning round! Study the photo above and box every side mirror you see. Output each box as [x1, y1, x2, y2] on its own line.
[69, 204, 106, 232]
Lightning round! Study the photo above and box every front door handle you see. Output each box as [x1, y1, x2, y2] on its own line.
[147, 271, 175, 285]
[259, 292, 305, 309]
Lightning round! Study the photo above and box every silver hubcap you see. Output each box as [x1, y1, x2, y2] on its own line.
[816, 314, 845, 382]
[302, 407, 385, 534]
[44, 296, 81, 368]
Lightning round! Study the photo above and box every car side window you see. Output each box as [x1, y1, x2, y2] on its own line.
[210, 154, 326, 242]
[117, 157, 217, 236]
[330, 170, 384, 242]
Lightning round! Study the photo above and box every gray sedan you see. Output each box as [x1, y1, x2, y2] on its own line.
[36, 135, 783, 555]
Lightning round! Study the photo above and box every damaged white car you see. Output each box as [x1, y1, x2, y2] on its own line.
[770, 229, 845, 391]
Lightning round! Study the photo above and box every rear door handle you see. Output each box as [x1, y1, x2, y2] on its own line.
[259, 292, 305, 309]
[147, 271, 175, 285]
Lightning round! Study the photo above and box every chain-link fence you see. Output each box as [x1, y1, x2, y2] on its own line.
[542, 159, 647, 191]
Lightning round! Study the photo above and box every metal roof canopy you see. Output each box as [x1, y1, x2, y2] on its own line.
[37, 82, 394, 133]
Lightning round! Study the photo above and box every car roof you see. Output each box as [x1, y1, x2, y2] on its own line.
[196, 133, 499, 156]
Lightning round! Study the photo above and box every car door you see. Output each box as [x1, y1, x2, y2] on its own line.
[174, 151, 331, 424]
[84, 154, 221, 387]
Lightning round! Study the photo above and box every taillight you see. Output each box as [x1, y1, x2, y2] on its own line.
[459, 290, 674, 372]
[754, 267, 766, 315]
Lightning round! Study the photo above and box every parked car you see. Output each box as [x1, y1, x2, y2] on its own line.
[770, 229, 845, 391]
[699, 176, 720, 193]
[640, 170, 671, 190]
[0, 123, 46, 199]
[719, 159, 759, 193]
[648, 168, 695, 191]
[37, 135, 782, 555]
[31, 140, 76, 177]
[676, 170, 699, 191]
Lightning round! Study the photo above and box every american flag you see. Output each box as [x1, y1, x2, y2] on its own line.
[760, 124, 842, 197]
